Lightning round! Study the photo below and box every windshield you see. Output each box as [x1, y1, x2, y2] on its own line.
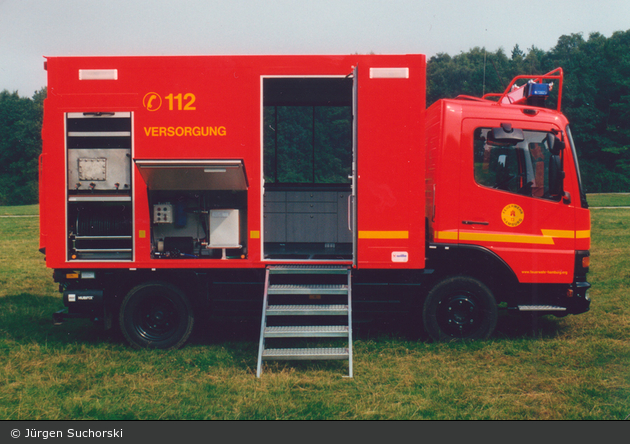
[566, 125, 588, 208]
[474, 128, 558, 200]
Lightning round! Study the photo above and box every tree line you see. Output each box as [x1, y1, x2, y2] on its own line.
[1, 30, 629, 205]
[427, 30, 630, 193]
[263, 105, 353, 185]
[0, 88, 45, 205]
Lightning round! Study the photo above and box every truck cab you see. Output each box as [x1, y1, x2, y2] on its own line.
[424, 69, 590, 340]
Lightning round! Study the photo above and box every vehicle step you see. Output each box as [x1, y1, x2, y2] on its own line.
[257, 263, 353, 377]
[517, 305, 567, 312]
[268, 265, 348, 275]
[262, 347, 349, 360]
[268, 284, 348, 295]
[266, 304, 348, 316]
[264, 325, 349, 338]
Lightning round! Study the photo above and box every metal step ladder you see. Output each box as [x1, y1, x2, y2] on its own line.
[256, 265, 353, 378]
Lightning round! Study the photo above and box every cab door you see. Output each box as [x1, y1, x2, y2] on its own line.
[458, 118, 575, 284]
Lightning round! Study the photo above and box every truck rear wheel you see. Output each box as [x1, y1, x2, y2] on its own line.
[423, 276, 498, 341]
[119, 282, 194, 349]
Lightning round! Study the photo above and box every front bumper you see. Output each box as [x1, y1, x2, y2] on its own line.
[566, 280, 591, 314]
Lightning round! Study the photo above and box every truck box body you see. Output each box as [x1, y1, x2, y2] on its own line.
[40, 55, 426, 271]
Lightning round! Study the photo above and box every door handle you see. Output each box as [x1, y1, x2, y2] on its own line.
[348, 195, 353, 231]
[462, 220, 489, 226]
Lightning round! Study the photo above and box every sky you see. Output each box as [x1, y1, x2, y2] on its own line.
[1, 0, 629, 97]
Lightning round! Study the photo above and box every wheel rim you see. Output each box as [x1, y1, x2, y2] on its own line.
[132, 293, 180, 342]
[436, 292, 483, 338]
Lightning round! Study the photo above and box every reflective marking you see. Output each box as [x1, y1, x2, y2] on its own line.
[459, 232, 555, 245]
[369, 67, 409, 79]
[541, 229, 574, 238]
[435, 231, 458, 240]
[79, 69, 118, 80]
[358, 231, 408, 239]
[435, 229, 591, 245]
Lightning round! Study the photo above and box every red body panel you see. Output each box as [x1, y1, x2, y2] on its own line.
[41, 55, 426, 271]
[355, 60, 425, 268]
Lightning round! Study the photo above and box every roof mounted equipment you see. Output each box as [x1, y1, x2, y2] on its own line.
[483, 68, 564, 111]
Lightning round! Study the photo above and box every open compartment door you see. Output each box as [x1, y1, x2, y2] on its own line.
[134, 159, 248, 260]
[351, 65, 359, 267]
[134, 159, 248, 191]
[353, 57, 425, 269]
[261, 76, 354, 261]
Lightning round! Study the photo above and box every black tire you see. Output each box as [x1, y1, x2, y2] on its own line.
[119, 282, 194, 349]
[422, 276, 498, 342]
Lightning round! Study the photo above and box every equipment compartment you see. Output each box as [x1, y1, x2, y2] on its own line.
[66, 112, 133, 261]
[148, 190, 247, 260]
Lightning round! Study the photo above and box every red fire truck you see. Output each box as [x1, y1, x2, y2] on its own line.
[40, 54, 590, 376]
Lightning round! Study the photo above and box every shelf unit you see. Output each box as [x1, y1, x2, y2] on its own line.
[66, 112, 133, 261]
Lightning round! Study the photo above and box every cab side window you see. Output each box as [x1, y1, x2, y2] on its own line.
[473, 128, 554, 200]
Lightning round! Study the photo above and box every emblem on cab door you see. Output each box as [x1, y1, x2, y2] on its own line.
[501, 204, 524, 227]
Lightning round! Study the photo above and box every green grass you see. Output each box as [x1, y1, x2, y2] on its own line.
[0, 204, 39, 216]
[587, 193, 630, 207]
[0, 205, 628, 419]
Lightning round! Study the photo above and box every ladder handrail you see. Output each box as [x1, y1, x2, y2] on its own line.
[256, 267, 271, 378]
[346, 268, 353, 378]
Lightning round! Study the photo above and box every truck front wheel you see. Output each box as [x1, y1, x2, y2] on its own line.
[119, 282, 194, 349]
[423, 276, 498, 341]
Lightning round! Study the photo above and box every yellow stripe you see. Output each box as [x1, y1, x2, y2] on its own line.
[459, 231, 555, 245]
[435, 231, 458, 240]
[576, 230, 591, 239]
[358, 230, 409, 239]
[541, 229, 574, 238]
[250, 230, 260, 239]
[435, 229, 590, 245]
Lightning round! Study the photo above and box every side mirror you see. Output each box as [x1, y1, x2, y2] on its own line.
[491, 123, 524, 143]
[547, 133, 566, 155]
[549, 154, 565, 197]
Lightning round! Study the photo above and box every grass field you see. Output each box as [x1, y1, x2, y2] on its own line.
[0, 204, 39, 216]
[0, 201, 628, 420]
[587, 193, 630, 207]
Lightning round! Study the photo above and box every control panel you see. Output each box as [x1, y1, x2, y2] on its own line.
[153, 203, 173, 224]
